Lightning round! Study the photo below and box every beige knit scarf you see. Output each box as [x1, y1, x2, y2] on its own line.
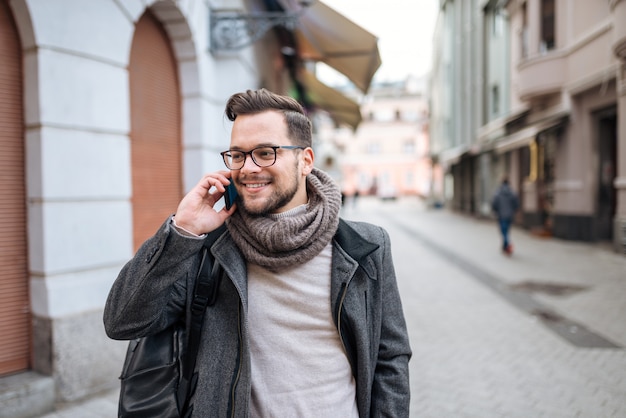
[226, 168, 342, 272]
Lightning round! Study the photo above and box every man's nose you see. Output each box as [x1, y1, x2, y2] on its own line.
[240, 154, 261, 173]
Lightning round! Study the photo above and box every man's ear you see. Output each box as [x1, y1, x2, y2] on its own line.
[301, 147, 314, 176]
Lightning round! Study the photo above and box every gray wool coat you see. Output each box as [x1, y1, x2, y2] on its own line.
[104, 216, 412, 417]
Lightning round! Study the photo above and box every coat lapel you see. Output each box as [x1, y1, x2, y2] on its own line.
[211, 233, 248, 307]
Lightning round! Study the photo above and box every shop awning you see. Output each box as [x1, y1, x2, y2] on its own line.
[280, 0, 381, 93]
[438, 145, 470, 166]
[494, 126, 537, 154]
[301, 70, 362, 130]
[495, 111, 569, 154]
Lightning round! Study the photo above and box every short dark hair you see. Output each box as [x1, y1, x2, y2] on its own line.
[225, 89, 312, 147]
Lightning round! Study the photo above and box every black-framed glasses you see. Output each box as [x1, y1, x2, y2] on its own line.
[220, 146, 305, 170]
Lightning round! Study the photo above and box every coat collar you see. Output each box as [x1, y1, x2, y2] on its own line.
[335, 219, 379, 266]
[332, 219, 380, 283]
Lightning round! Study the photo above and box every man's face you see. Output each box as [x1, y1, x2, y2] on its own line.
[229, 110, 314, 215]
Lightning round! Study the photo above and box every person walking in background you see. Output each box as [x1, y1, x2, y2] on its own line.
[491, 176, 519, 255]
[104, 89, 411, 417]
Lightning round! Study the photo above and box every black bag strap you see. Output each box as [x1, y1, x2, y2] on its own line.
[178, 224, 226, 415]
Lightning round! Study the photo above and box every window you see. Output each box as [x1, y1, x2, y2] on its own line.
[491, 84, 500, 115]
[492, 7, 503, 37]
[402, 109, 419, 122]
[520, 2, 528, 58]
[540, 0, 555, 52]
[372, 109, 394, 122]
[367, 142, 380, 154]
[405, 171, 414, 187]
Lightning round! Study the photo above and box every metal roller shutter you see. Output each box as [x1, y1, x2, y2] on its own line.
[129, 11, 182, 252]
[0, 0, 30, 376]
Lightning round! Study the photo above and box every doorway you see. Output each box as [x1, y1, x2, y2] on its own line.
[595, 108, 617, 241]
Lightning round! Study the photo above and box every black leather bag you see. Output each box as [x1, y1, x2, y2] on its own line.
[118, 228, 224, 418]
[118, 324, 185, 417]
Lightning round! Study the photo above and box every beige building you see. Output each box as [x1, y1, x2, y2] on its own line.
[318, 77, 436, 203]
[431, 0, 626, 251]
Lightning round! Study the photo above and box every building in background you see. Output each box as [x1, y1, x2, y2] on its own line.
[430, 0, 483, 215]
[430, 0, 626, 252]
[317, 75, 437, 204]
[0, 0, 379, 415]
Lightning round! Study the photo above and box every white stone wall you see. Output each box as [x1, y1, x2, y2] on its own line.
[9, 0, 263, 401]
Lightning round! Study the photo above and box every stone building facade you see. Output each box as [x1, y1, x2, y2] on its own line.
[0, 0, 378, 415]
[430, 0, 626, 251]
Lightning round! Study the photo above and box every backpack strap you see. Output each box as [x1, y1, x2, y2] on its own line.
[178, 224, 226, 415]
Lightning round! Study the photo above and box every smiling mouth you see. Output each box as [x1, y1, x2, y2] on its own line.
[244, 182, 269, 189]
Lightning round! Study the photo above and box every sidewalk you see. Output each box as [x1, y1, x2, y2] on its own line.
[344, 196, 626, 417]
[41, 196, 626, 417]
[344, 196, 626, 348]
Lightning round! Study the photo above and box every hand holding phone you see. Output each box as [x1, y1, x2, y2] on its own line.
[224, 182, 238, 210]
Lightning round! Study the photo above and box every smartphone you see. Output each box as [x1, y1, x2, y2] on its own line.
[224, 181, 238, 210]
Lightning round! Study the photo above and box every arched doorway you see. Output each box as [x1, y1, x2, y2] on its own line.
[129, 10, 182, 251]
[0, 0, 30, 376]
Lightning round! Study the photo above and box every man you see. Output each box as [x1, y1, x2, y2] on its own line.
[491, 176, 519, 255]
[104, 89, 412, 417]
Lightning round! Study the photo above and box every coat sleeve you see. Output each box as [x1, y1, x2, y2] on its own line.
[371, 227, 412, 417]
[103, 216, 206, 340]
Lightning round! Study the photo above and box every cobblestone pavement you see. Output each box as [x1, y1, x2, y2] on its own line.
[344, 197, 626, 418]
[41, 197, 626, 417]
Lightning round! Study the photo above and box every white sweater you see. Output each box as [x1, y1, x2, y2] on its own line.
[247, 242, 359, 417]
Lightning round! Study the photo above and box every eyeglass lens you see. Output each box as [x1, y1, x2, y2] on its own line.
[224, 147, 277, 169]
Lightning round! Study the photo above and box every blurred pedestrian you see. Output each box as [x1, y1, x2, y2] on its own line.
[491, 176, 519, 255]
[104, 88, 412, 417]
